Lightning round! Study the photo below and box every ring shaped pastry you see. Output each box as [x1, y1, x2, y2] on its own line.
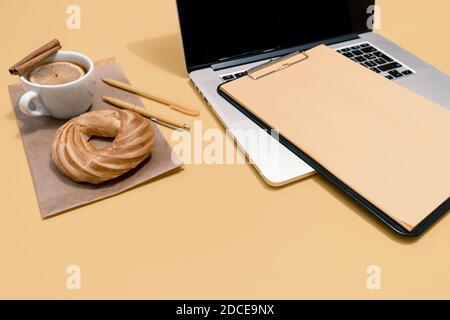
[52, 109, 154, 184]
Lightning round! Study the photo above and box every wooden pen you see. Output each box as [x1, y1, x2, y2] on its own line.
[102, 78, 200, 117]
[102, 96, 190, 131]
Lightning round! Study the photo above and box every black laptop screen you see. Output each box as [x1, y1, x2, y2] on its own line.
[177, 0, 375, 71]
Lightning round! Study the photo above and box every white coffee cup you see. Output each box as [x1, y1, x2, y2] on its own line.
[18, 51, 95, 120]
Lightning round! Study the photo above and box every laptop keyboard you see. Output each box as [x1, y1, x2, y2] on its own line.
[336, 42, 414, 80]
[221, 42, 414, 81]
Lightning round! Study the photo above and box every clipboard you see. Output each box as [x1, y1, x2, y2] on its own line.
[217, 45, 450, 237]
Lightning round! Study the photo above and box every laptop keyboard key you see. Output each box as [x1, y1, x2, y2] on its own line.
[352, 50, 364, 56]
[355, 56, 366, 62]
[343, 52, 354, 58]
[370, 67, 381, 73]
[374, 58, 387, 65]
[364, 61, 377, 67]
[222, 74, 235, 81]
[364, 53, 377, 60]
[378, 62, 402, 72]
[360, 43, 370, 47]
[234, 72, 247, 78]
[374, 52, 394, 62]
[351, 45, 361, 50]
[385, 75, 394, 80]
[402, 70, 413, 75]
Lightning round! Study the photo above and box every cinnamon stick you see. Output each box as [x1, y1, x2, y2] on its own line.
[9, 39, 62, 76]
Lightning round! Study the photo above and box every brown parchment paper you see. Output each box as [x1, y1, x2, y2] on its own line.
[7, 58, 183, 218]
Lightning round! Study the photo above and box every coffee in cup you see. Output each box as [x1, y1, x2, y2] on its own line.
[28, 61, 87, 85]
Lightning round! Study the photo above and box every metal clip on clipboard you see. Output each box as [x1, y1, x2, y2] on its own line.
[246, 51, 309, 80]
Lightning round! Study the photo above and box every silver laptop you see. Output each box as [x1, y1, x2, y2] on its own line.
[176, 1, 450, 186]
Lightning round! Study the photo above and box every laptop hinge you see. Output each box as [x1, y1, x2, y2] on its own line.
[211, 33, 360, 71]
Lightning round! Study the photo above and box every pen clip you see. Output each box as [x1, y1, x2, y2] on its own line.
[150, 117, 191, 132]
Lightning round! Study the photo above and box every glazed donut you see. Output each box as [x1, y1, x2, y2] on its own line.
[52, 109, 154, 184]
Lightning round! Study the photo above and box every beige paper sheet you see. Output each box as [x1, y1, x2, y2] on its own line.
[221, 45, 450, 231]
[8, 58, 183, 218]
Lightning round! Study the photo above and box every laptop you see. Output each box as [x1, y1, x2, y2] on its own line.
[176, 0, 450, 186]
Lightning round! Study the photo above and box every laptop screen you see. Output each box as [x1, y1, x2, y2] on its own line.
[177, 0, 375, 71]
